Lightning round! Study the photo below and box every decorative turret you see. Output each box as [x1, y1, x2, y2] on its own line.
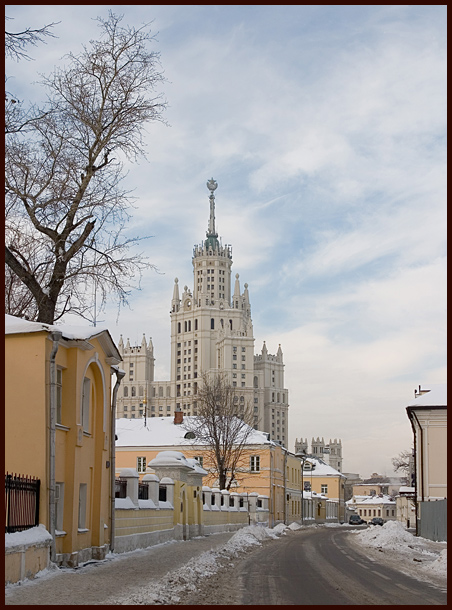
[118, 335, 124, 354]
[277, 344, 283, 363]
[172, 277, 180, 313]
[262, 341, 268, 356]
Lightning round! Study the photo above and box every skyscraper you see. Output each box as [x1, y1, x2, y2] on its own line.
[117, 180, 289, 445]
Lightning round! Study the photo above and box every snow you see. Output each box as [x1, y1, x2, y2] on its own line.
[5, 521, 446, 600]
[115, 416, 274, 448]
[5, 524, 53, 549]
[351, 519, 447, 580]
[5, 313, 109, 341]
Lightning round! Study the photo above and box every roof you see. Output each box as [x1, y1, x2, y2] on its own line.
[347, 494, 395, 505]
[5, 314, 121, 363]
[301, 456, 346, 478]
[115, 416, 276, 448]
[407, 384, 447, 408]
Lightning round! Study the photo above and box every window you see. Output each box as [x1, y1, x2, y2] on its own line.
[124, 406, 128, 412]
[78, 483, 87, 530]
[56, 368, 63, 424]
[250, 456, 260, 472]
[211, 318, 215, 329]
[194, 456, 203, 467]
[81, 377, 91, 432]
[137, 456, 147, 473]
[131, 386, 136, 397]
[123, 386, 128, 397]
[55, 482, 64, 532]
[321, 484, 328, 494]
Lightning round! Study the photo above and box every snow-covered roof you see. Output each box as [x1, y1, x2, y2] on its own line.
[398, 486, 415, 494]
[5, 314, 121, 362]
[5, 313, 108, 341]
[407, 384, 447, 407]
[351, 494, 395, 505]
[115, 416, 275, 448]
[302, 456, 346, 478]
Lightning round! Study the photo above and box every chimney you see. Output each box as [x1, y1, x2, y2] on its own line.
[174, 407, 183, 425]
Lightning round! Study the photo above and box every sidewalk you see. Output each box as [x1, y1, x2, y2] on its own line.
[5, 531, 237, 606]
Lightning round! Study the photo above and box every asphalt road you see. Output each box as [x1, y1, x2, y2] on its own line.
[232, 527, 447, 605]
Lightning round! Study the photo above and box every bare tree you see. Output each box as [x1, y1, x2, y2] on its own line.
[5, 16, 59, 62]
[5, 12, 167, 324]
[182, 372, 256, 490]
[392, 449, 413, 476]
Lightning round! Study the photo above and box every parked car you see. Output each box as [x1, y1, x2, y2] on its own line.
[349, 514, 367, 525]
[369, 517, 385, 526]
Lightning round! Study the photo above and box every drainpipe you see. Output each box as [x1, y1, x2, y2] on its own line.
[110, 367, 125, 553]
[49, 330, 62, 563]
[408, 409, 423, 536]
[283, 448, 288, 525]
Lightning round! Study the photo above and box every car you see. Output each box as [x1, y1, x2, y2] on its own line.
[349, 514, 367, 525]
[369, 517, 385, 526]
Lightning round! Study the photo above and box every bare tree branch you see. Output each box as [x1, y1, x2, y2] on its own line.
[5, 12, 167, 324]
[182, 372, 256, 490]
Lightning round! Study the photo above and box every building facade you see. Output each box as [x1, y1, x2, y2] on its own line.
[295, 437, 343, 472]
[117, 179, 289, 445]
[5, 314, 122, 568]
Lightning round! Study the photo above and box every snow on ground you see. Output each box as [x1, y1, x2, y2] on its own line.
[351, 519, 447, 582]
[111, 525, 281, 605]
[5, 521, 446, 602]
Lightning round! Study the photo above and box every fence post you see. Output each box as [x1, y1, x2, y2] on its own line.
[119, 468, 139, 507]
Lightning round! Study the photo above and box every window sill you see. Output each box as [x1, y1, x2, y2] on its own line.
[77, 528, 89, 533]
[56, 424, 70, 432]
[55, 530, 66, 537]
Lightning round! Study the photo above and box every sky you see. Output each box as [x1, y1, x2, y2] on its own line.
[5, 5, 447, 479]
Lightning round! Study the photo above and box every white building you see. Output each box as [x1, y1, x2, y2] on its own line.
[117, 179, 290, 445]
[295, 437, 343, 472]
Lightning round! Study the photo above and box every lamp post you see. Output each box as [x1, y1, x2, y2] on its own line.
[297, 451, 307, 525]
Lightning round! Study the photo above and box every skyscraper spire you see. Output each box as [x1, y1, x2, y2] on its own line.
[205, 178, 219, 251]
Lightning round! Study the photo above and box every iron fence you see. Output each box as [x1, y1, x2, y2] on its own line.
[115, 478, 127, 498]
[5, 473, 40, 533]
[138, 483, 149, 500]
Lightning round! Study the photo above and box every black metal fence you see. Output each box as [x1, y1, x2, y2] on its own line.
[115, 478, 127, 499]
[138, 483, 149, 500]
[5, 473, 40, 533]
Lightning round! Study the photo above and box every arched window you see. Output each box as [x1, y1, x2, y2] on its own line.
[131, 386, 136, 397]
[139, 386, 144, 397]
[184, 321, 187, 332]
[220, 319, 224, 328]
[166, 386, 171, 397]
[188, 320, 191, 331]
[195, 319, 198, 331]
[178, 322, 181, 334]
[254, 376, 258, 388]
[124, 386, 128, 397]
[229, 320, 233, 330]
[211, 318, 215, 330]
[152, 387, 156, 398]
[159, 386, 163, 397]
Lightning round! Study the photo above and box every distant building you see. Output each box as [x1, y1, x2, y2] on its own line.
[117, 180, 289, 446]
[347, 494, 397, 522]
[295, 437, 343, 472]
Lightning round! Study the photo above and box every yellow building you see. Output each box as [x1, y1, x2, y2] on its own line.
[300, 456, 346, 521]
[114, 414, 296, 525]
[5, 314, 122, 568]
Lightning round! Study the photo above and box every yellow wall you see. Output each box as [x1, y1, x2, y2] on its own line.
[6, 330, 117, 564]
[116, 442, 288, 524]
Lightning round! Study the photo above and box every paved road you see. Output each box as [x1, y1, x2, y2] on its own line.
[5, 531, 237, 605]
[233, 527, 447, 605]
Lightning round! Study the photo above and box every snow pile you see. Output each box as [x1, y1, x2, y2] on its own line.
[272, 522, 288, 535]
[5, 524, 53, 549]
[423, 549, 447, 576]
[112, 524, 285, 605]
[288, 522, 301, 530]
[355, 520, 421, 551]
[352, 519, 447, 581]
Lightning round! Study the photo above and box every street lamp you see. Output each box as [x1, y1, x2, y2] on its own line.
[296, 451, 308, 525]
